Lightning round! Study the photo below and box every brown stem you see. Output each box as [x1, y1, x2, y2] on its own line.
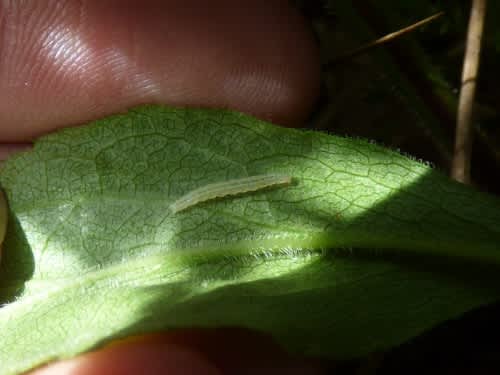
[451, 0, 487, 183]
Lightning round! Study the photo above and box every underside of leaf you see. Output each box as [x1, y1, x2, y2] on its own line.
[0, 106, 499, 375]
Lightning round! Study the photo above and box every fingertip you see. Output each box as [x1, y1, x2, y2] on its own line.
[29, 340, 221, 375]
[0, 0, 319, 141]
[28, 329, 326, 375]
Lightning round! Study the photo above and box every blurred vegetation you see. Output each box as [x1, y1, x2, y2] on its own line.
[293, 1, 500, 373]
[295, 0, 500, 195]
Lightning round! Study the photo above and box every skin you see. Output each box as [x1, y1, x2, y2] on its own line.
[0, 1, 323, 373]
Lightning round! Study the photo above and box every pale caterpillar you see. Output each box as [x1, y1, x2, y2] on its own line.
[170, 174, 293, 213]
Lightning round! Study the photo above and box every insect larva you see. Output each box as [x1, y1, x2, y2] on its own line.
[170, 174, 293, 213]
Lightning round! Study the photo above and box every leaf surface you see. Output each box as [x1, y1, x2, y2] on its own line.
[1, 105, 500, 374]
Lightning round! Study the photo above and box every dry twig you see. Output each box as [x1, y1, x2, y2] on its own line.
[325, 12, 444, 66]
[451, 0, 487, 183]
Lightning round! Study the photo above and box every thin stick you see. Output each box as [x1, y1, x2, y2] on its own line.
[451, 0, 487, 183]
[325, 12, 444, 66]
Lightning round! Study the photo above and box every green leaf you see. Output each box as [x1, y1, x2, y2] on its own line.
[1, 105, 500, 374]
